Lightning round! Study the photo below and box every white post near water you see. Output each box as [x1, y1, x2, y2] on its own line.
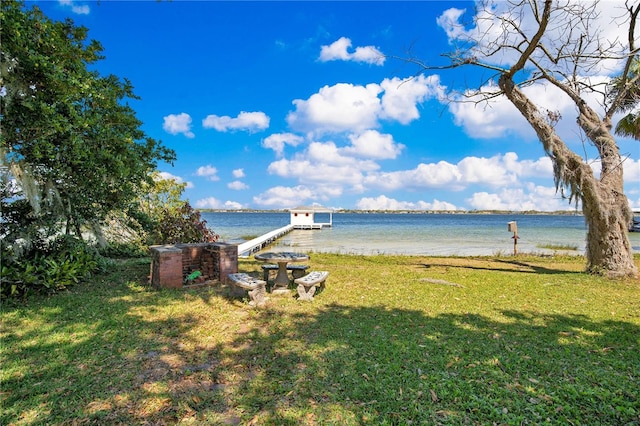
[508, 221, 519, 255]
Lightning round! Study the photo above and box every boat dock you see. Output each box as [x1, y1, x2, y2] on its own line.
[292, 223, 331, 230]
[236, 205, 334, 257]
[237, 224, 294, 257]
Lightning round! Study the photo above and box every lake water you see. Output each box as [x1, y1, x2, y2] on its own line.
[201, 211, 640, 256]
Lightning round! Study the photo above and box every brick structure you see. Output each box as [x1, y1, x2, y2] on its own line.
[208, 243, 238, 283]
[149, 246, 183, 289]
[149, 243, 238, 289]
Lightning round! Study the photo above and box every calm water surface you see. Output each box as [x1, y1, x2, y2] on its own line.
[201, 212, 640, 256]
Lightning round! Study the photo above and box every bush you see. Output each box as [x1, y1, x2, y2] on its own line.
[1, 235, 102, 299]
[98, 241, 148, 258]
[149, 202, 219, 245]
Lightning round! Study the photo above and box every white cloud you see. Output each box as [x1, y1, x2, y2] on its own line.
[319, 37, 385, 65]
[194, 197, 223, 208]
[428, 199, 460, 211]
[59, 0, 90, 15]
[163, 113, 195, 138]
[352, 46, 385, 65]
[267, 138, 390, 192]
[267, 141, 556, 199]
[262, 133, 304, 157]
[306, 141, 381, 172]
[195, 165, 219, 181]
[156, 171, 194, 189]
[224, 200, 244, 210]
[437, 2, 636, 151]
[380, 75, 445, 124]
[343, 130, 404, 160]
[467, 184, 575, 211]
[437, 1, 632, 76]
[364, 161, 464, 191]
[195, 197, 244, 209]
[262, 130, 403, 192]
[466, 192, 504, 210]
[268, 156, 369, 188]
[446, 78, 613, 142]
[228, 180, 249, 190]
[202, 111, 269, 132]
[457, 154, 518, 186]
[448, 84, 529, 139]
[624, 158, 640, 183]
[288, 83, 382, 134]
[253, 185, 316, 208]
[287, 76, 445, 136]
[356, 195, 458, 211]
[320, 37, 351, 61]
[363, 153, 553, 192]
[518, 156, 554, 178]
[436, 8, 467, 41]
[232, 168, 245, 178]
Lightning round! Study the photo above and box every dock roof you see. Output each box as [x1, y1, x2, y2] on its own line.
[289, 205, 333, 213]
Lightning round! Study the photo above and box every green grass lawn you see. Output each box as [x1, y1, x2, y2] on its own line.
[2, 253, 639, 425]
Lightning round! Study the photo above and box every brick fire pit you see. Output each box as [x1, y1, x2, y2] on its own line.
[149, 243, 238, 289]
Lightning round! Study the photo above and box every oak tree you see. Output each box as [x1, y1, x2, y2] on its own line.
[414, 0, 638, 277]
[0, 1, 175, 247]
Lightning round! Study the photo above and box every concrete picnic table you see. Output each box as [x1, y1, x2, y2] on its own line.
[254, 251, 309, 294]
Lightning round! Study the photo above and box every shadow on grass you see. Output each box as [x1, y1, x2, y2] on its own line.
[2, 260, 638, 425]
[1, 260, 231, 424]
[421, 257, 584, 275]
[226, 304, 639, 424]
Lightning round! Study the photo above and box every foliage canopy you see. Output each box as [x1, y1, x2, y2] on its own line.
[0, 0, 175, 245]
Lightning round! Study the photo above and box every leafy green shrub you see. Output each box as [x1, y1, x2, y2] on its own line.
[1, 235, 102, 299]
[149, 202, 219, 245]
[98, 241, 148, 259]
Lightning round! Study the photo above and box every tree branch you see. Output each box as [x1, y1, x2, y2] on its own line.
[507, 0, 553, 77]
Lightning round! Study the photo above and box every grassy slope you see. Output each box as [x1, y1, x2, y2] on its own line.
[1, 253, 639, 425]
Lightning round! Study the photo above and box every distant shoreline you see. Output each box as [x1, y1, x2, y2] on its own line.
[197, 209, 585, 216]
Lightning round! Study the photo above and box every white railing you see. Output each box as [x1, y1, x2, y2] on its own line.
[237, 224, 294, 257]
[292, 222, 332, 229]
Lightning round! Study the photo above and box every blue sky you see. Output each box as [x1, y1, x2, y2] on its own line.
[34, 0, 639, 211]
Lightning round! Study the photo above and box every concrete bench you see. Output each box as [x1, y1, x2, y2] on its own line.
[227, 273, 266, 306]
[294, 271, 329, 301]
[261, 263, 310, 281]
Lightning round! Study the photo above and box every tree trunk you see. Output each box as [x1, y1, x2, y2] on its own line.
[499, 75, 637, 278]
